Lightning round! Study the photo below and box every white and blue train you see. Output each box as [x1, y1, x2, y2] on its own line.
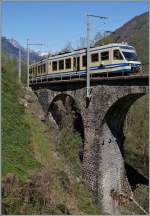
[29, 42, 142, 82]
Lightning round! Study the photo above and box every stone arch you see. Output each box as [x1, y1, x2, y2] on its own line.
[48, 93, 85, 161]
[104, 93, 145, 154]
[105, 92, 149, 182]
[98, 93, 148, 214]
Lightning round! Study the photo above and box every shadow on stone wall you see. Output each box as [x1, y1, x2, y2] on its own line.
[104, 93, 144, 155]
[104, 93, 147, 187]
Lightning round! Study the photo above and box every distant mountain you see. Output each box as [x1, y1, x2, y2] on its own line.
[8, 38, 22, 50]
[37, 51, 49, 57]
[96, 12, 149, 72]
[2, 37, 42, 64]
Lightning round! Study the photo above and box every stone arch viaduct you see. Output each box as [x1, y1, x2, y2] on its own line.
[31, 75, 148, 214]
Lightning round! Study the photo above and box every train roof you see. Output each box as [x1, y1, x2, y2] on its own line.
[30, 42, 134, 67]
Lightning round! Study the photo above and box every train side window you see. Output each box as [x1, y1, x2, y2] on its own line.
[91, 53, 99, 62]
[52, 61, 57, 71]
[59, 60, 64, 70]
[113, 50, 123, 60]
[82, 55, 87, 67]
[65, 58, 71, 69]
[101, 51, 109, 61]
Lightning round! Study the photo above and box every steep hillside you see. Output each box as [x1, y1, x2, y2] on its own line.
[112, 12, 149, 72]
[96, 12, 149, 72]
[124, 95, 149, 178]
[111, 12, 148, 43]
[2, 53, 100, 215]
[2, 53, 41, 180]
[120, 95, 149, 214]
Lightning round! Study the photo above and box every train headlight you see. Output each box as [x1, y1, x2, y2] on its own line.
[128, 63, 132, 66]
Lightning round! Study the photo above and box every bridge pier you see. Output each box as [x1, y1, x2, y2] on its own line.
[81, 86, 148, 214]
[96, 122, 124, 214]
[82, 97, 125, 214]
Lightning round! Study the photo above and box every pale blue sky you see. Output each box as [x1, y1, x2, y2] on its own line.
[2, 1, 149, 52]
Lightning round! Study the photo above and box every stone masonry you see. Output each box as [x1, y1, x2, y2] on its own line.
[31, 76, 148, 214]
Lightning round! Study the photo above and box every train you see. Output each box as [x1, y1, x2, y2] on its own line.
[29, 42, 142, 83]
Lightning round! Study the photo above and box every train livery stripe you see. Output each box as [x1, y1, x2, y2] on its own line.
[90, 63, 129, 70]
[34, 62, 130, 78]
[30, 62, 142, 81]
[31, 67, 131, 81]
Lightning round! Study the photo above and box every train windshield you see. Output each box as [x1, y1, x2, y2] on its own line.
[119, 46, 135, 50]
[122, 51, 138, 61]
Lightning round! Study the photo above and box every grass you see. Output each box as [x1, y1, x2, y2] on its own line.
[23, 110, 100, 214]
[2, 54, 41, 181]
[2, 54, 100, 214]
[23, 113, 57, 167]
[57, 121, 82, 176]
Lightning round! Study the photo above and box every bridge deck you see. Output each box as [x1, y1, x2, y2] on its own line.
[30, 74, 149, 86]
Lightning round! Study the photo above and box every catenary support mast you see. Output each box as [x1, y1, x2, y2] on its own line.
[26, 39, 44, 88]
[86, 13, 108, 99]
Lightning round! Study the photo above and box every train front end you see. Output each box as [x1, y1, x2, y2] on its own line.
[119, 44, 143, 74]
